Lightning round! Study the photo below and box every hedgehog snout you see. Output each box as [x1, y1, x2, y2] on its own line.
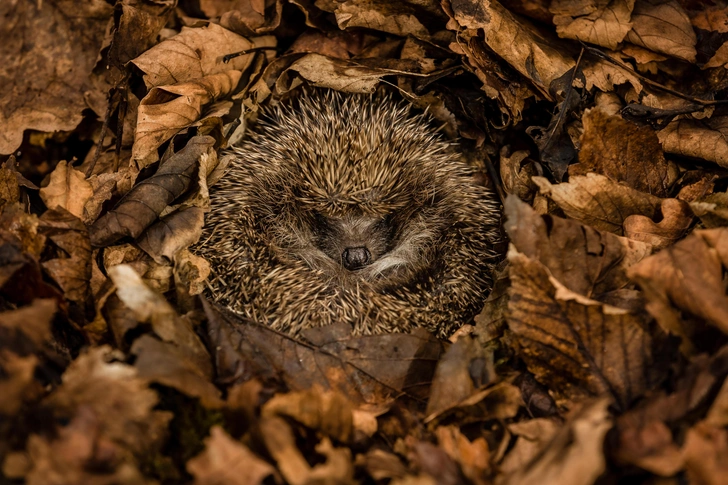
[342, 246, 372, 270]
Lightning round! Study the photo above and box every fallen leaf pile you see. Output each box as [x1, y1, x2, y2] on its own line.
[2, 0, 728, 484]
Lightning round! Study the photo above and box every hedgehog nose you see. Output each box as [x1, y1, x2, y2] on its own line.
[342, 247, 371, 270]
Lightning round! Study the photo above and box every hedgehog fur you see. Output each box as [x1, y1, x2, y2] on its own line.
[197, 89, 501, 338]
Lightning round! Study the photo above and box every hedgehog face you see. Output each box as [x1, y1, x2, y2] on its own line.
[310, 211, 394, 271]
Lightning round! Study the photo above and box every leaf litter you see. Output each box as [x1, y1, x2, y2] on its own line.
[2, 0, 728, 484]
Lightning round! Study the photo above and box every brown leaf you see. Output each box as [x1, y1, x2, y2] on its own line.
[137, 207, 205, 265]
[45, 346, 172, 456]
[658, 116, 728, 168]
[445, 0, 575, 100]
[109, 265, 213, 379]
[571, 108, 678, 197]
[333, 1, 432, 38]
[108, 0, 176, 67]
[131, 23, 274, 89]
[90, 136, 216, 247]
[506, 195, 652, 301]
[500, 418, 561, 475]
[623, 198, 694, 249]
[214, 0, 285, 36]
[262, 388, 354, 443]
[683, 422, 728, 485]
[625, 0, 697, 62]
[274, 54, 417, 94]
[425, 335, 497, 420]
[628, 228, 728, 344]
[551, 0, 635, 50]
[131, 335, 223, 408]
[435, 425, 490, 484]
[0, 0, 113, 154]
[39, 209, 92, 305]
[0, 351, 40, 416]
[507, 248, 672, 409]
[132, 72, 240, 165]
[204, 300, 445, 404]
[533, 173, 662, 234]
[0, 298, 56, 353]
[357, 449, 408, 481]
[689, 192, 728, 228]
[24, 406, 156, 485]
[186, 425, 276, 485]
[501, 398, 612, 485]
[39, 161, 94, 220]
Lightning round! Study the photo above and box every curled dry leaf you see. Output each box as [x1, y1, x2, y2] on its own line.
[39, 161, 94, 220]
[133, 71, 240, 165]
[137, 207, 205, 265]
[0, 0, 113, 154]
[501, 398, 612, 485]
[625, 0, 697, 62]
[507, 246, 672, 409]
[204, 301, 445, 404]
[186, 425, 276, 485]
[658, 116, 728, 168]
[505, 195, 652, 304]
[500, 418, 561, 475]
[571, 108, 677, 197]
[533, 173, 662, 234]
[90, 136, 216, 247]
[444, 0, 574, 99]
[214, 0, 285, 36]
[623, 198, 694, 249]
[551, 0, 635, 50]
[628, 228, 728, 343]
[131, 22, 274, 89]
[333, 1, 431, 38]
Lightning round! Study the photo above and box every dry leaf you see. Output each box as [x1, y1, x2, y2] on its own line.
[39, 161, 94, 219]
[628, 228, 728, 341]
[0, 0, 113, 154]
[445, 0, 575, 99]
[571, 108, 678, 197]
[658, 116, 728, 168]
[690, 192, 728, 228]
[623, 198, 694, 249]
[90, 136, 216, 247]
[507, 247, 671, 409]
[551, 0, 635, 50]
[534, 173, 662, 234]
[625, 0, 697, 62]
[501, 398, 612, 485]
[131, 23, 274, 89]
[187, 426, 276, 485]
[334, 1, 431, 38]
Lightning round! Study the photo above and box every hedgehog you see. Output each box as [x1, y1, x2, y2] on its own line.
[197, 89, 501, 338]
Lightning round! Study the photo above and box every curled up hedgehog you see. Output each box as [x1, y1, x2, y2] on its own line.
[197, 89, 501, 338]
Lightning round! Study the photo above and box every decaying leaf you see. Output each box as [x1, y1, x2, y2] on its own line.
[571, 108, 678, 197]
[658, 116, 728, 168]
[204, 301, 445, 404]
[507, 247, 671, 409]
[623, 198, 694, 249]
